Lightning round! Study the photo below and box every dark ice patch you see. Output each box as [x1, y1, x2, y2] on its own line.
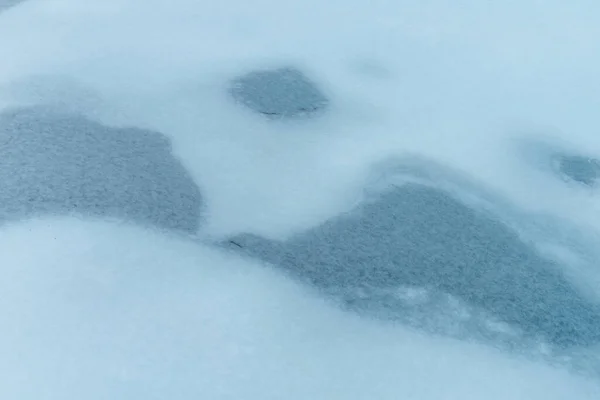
[0, 0, 25, 12]
[554, 154, 600, 186]
[230, 68, 329, 118]
[225, 183, 600, 348]
[0, 107, 202, 233]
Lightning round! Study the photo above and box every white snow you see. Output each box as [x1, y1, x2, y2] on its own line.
[1, 0, 600, 398]
[0, 217, 598, 399]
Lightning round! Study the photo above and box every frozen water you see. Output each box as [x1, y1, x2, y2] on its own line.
[230, 67, 329, 118]
[225, 179, 600, 348]
[0, 106, 202, 233]
[1, 0, 600, 397]
[555, 155, 600, 187]
[0, 0, 24, 13]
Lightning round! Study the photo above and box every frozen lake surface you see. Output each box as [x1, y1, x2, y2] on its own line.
[1, 0, 600, 398]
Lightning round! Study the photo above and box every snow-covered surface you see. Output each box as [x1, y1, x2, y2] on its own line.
[1, 217, 599, 399]
[1, 0, 600, 398]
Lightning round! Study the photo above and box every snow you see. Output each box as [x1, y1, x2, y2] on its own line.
[1, 0, 600, 398]
[0, 217, 599, 399]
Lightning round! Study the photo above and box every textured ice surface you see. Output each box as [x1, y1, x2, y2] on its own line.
[0, 107, 202, 232]
[0, 0, 23, 13]
[230, 68, 328, 118]
[226, 181, 600, 348]
[555, 155, 600, 186]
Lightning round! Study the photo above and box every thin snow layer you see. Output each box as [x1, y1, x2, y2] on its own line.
[0, 217, 599, 400]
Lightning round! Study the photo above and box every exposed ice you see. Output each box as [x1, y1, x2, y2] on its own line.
[225, 177, 600, 349]
[230, 67, 328, 118]
[0, 0, 23, 13]
[0, 106, 202, 233]
[1, 0, 600, 397]
[555, 155, 600, 187]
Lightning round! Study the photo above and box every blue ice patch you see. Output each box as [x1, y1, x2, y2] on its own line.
[0, 107, 203, 233]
